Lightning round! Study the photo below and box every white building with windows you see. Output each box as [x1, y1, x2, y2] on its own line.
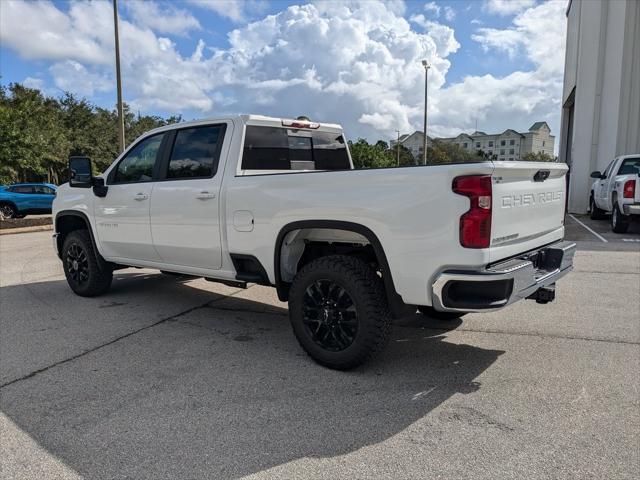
[391, 131, 432, 159]
[559, 0, 640, 213]
[435, 123, 555, 161]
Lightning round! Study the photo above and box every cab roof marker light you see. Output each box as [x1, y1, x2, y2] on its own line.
[282, 120, 320, 129]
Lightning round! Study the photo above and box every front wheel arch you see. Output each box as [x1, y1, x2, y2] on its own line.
[55, 211, 109, 270]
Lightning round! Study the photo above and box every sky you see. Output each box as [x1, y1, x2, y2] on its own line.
[0, 0, 568, 151]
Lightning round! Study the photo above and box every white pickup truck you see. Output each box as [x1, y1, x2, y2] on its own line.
[53, 115, 575, 369]
[589, 154, 640, 233]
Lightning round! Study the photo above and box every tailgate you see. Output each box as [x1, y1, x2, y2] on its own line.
[490, 161, 568, 262]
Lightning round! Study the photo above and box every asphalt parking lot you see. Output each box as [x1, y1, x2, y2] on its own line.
[1, 217, 638, 479]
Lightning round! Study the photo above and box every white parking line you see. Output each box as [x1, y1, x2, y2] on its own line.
[568, 214, 608, 243]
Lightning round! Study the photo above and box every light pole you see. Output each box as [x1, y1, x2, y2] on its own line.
[113, 0, 125, 153]
[421, 60, 430, 165]
[396, 130, 400, 166]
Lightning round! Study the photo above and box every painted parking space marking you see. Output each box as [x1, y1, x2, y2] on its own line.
[622, 238, 640, 242]
[568, 214, 608, 243]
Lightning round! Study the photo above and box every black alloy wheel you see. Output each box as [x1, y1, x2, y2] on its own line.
[66, 243, 90, 286]
[0, 204, 16, 219]
[302, 279, 358, 352]
[289, 254, 392, 370]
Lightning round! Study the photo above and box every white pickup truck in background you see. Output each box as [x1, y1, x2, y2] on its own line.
[590, 155, 640, 233]
[53, 115, 575, 369]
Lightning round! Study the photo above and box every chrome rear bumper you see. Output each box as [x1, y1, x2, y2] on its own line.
[431, 240, 576, 313]
[622, 204, 640, 215]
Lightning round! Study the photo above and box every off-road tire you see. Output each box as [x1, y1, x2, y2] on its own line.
[62, 230, 113, 297]
[418, 306, 466, 321]
[288, 255, 392, 370]
[611, 202, 630, 233]
[589, 195, 606, 220]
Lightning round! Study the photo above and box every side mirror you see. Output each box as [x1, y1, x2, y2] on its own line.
[69, 156, 93, 188]
[590, 171, 603, 179]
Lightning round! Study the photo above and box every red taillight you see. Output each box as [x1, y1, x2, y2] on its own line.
[623, 180, 635, 198]
[453, 175, 492, 248]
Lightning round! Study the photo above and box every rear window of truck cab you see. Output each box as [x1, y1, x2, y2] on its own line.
[241, 126, 350, 172]
[618, 157, 640, 175]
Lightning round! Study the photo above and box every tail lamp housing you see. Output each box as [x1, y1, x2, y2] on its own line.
[623, 180, 635, 199]
[453, 175, 492, 248]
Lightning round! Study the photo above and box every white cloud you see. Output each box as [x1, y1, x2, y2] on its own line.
[0, 0, 110, 64]
[1, 0, 566, 150]
[409, 16, 460, 57]
[49, 60, 113, 96]
[125, 1, 201, 36]
[472, 1, 566, 75]
[443, 6, 456, 21]
[423, 2, 441, 16]
[429, 1, 566, 151]
[22, 76, 44, 90]
[185, 0, 267, 23]
[421, 2, 454, 21]
[483, 0, 537, 16]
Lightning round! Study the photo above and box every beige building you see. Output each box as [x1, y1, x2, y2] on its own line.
[559, 0, 640, 213]
[436, 122, 555, 161]
[391, 131, 432, 159]
[394, 123, 554, 162]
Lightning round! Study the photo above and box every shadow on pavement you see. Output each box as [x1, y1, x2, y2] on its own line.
[1, 274, 503, 479]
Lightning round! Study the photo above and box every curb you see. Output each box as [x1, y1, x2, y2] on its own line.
[0, 224, 53, 235]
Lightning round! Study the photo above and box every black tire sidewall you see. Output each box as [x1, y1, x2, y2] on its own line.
[289, 255, 390, 369]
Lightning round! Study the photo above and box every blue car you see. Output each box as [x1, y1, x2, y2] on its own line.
[0, 183, 57, 219]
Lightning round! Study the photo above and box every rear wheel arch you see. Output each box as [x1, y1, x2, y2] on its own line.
[274, 220, 407, 315]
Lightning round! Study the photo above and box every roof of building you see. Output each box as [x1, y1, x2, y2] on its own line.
[433, 122, 551, 142]
[395, 131, 435, 143]
[529, 121, 549, 131]
[501, 128, 525, 138]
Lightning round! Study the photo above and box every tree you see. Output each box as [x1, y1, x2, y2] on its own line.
[348, 138, 398, 169]
[476, 149, 497, 161]
[521, 151, 556, 162]
[0, 84, 69, 184]
[0, 81, 183, 184]
[426, 140, 477, 165]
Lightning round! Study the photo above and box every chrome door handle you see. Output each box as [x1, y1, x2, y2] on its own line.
[134, 193, 148, 201]
[196, 191, 216, 200]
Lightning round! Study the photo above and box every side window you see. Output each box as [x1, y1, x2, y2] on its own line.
[167, 125, 225, 179]
[242, 127, 290, 170]
[10, 186, 34, 194]
[241, 126, 350, 172]
[112, 133, 164, 184]
[34, 186, 54, 194]
[312, 131, 350, 170]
